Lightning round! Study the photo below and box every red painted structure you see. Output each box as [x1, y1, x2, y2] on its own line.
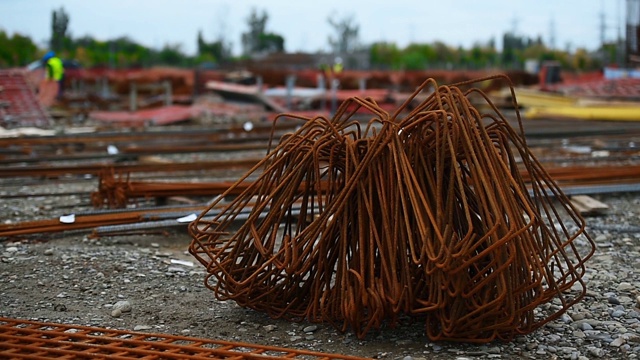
[0, 69, 51, 129]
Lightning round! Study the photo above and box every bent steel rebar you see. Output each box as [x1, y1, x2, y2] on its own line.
[0, 317, 367, 359]
[188, 75, 595, 343]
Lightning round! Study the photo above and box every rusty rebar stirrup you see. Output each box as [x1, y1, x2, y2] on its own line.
[188, 75, 595, 343]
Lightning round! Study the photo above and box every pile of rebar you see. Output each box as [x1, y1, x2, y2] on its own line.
[188, 75, 595, 343]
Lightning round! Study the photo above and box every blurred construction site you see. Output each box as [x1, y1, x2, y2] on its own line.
[2, 0, 640, 357]
[0, 1, 639, 126]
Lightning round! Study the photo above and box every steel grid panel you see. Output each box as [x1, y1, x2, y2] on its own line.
[0, 318, 368, 360]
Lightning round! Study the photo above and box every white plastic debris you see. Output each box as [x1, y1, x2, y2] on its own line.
[59, 214, 76, 224]
[176, 213, 197, 223]
[107, 145, 119, 155]
[170, 259, 194, 267]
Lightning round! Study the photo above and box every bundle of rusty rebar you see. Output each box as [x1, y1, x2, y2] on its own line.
[188, 75, 595, 342]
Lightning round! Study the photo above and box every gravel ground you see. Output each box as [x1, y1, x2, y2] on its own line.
[1, 190, 640, 359]
[2, 115, 640, 359]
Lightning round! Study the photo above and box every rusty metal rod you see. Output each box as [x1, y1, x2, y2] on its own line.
[94, 207, 302, 237]
[0, 205, 205, 238]
[92, 162, 640, 209]
[0, 142, 272, 165]
[0, 121, 301, 147]
[91, 170, 331, 209]
[0, 158, 261, 178]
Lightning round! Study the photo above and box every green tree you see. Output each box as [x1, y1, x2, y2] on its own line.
[454, 46, 468, 68]
[198, 30, 230, 63]
[501, 33, 544, 69]
[241, 8, 267, 55]
[241, 8, 284, 56]
[370, 42, 401, 69]
[399, 43, 436, 70]
[110, 36, 153, 67]
[258, 33, 284, 53]
[501, 33, 521, 68]
[50, 7, 70, 53]
[0, 30, 39, 67]
[65, 34, 190, 68]
[432, 41, 455, 67]
[327, 13, 360, 54]
[572, 48, 594, 71]
[600, 42, 619, 66]
[157, 44, 185, 66]
[72, 35, 107, 67]
[468, 41, 497, 69]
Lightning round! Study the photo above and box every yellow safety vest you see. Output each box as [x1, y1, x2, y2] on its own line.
[332, 62, 343, 74]
[46, 57, 64, 81]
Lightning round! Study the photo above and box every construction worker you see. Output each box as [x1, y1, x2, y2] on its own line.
[42, 51, 65, 99]
[332, 57, 344, 75]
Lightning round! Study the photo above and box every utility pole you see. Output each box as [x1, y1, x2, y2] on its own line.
[599, 5, 609, 66]
[549, 17, 556, 50]
[617, 0, 624, 66]
[627, 0, 640, 65]
[600, 10, 607, 49]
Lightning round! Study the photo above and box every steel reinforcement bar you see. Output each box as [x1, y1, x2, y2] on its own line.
[0, 159, 261, 178]
[0, 317, 369, 360]
[0, 205, 205, 238]
[189, 75, 596, 342]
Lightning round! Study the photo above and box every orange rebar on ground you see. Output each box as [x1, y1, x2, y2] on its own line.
[92, 163, 640, 209]
[0, 205, 204, 238]
[91, 169, 250, 208]
[0, 317, 368, 360]
[92, 171, 333, 209]
[188, 75, 595, 343]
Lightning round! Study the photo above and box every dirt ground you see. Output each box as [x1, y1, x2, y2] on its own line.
[3, 198, 639, 360]
[1, 228, 468, 359]
[3, 115, 640, 359]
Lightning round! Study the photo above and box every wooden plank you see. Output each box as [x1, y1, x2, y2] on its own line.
[570, 200, 590, 215]
[570, 195, 609, 215]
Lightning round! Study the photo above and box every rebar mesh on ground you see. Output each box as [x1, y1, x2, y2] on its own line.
[188, 75, 595, 343]
[0, 317, 367, 359]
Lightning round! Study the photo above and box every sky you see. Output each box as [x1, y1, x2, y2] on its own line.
[0, 0, 626, 56]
